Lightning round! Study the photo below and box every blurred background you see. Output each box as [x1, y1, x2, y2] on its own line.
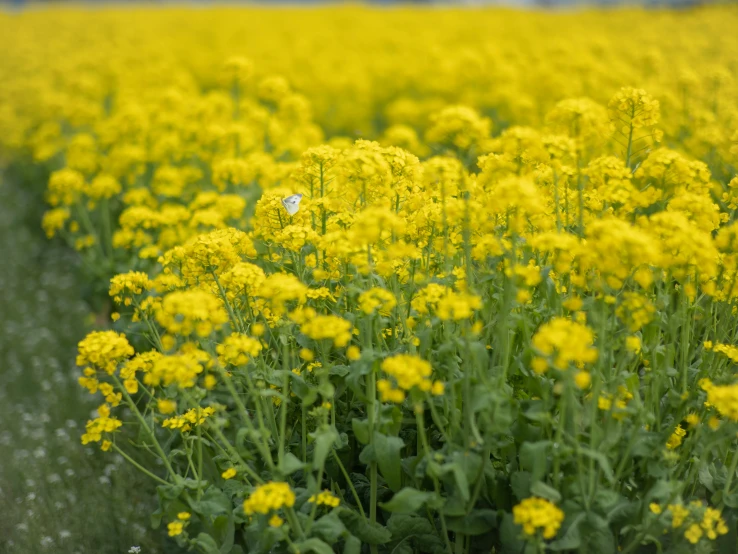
[0, 0, 734, 6]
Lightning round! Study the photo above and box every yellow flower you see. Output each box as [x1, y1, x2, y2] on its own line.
[308, 490, 341, 508]
[177, 512, 191, 521]
[76, 331, 134, 375]
[346, 346, 361, 361]
[666, 425, 686, 449]
[300, 315, 353, 347]
[574, 371, 591, 390]
[217, 333, 263, 366]
[243, 482, 295, 516]
[668, 504, 690, 528]
[222, 468, 237, 480]
[684, 523, 703, 544]
[381, 354, 432, 392]
[268, 514, 284, 528]
[513, 497, 564, 540]
[532, 318, 598, 371]
[167, 521, 184, 537]
[157, 399, 177, 414]
[649, 503, 662, 515]
[156, 290, 229, 338]
[625, 336, 642, 354]
[358, 288, 397, 315]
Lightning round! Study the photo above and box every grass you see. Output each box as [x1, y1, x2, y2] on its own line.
[0, 167, 169, 554]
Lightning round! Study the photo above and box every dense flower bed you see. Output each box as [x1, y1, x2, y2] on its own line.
[2, 5, 738, 553]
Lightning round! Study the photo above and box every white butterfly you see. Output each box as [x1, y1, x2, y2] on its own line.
[281, 193, 303, 216]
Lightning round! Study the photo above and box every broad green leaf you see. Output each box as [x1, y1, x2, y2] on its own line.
[312, 511, 347, 543]
[195, 533, 221, 554]
[194, 487, 232, 517]
[510, 471, 532, 501]
[278, 452, 305, 477]
[380, 487, 434, 514]
[295, 538, 334, 554]
[338, 509, 392, 545]
[387, 514, 434, 539]
[548, 513, 585, 551]
[530, 481, 562, 503]
[352, 418, 370, 445]
[373, 431, 404, 492]
[519, 441, 550, 483]
[343, 536, 362, 554]
[312, 425, 339, 471]
[445, 509, 497, 535]
[578, 447, 615, 484]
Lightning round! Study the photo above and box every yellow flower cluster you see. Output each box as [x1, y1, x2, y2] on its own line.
[81, 404, 123, 447]
[216, 333, 263, 366]
[155, 290, 229, 337]
[109, 271, 153, 305]
[20, 5, 738, 551]
[381, 354, 431, 391]
[144, 353, 204, 389]
[308, 490, 340, 508]
[358, 288, 397, 316]
[167, 512, 191, 537]
[243, 482, 295, 516]
[76, 331, 134, 375]
[299, 315, 353, 347]
[411, 284, 481, 321]
[665, 502, 728, 544]
[162, 407, 216, 432]
[532, 318, 598, 372]
[666, 425, 687, 449]
[704, 341, 738, 364]
[512, 497, 564, 540]
[704, 382, 738, 422]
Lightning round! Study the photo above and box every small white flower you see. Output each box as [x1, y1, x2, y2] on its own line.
[128, 547, 142, 554]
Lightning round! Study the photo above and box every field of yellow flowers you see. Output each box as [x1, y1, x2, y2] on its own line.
[2, 4, 738, 554]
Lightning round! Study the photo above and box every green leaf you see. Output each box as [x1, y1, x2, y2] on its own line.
[157, 483, 184, 500]
[387, 514, 434, 539]
[548, 513, 585, 551]
[352, 418, 370, 445]
[343, 535, 362, 554]
[278, 452, 305, 477]
[445, 510, 497, 535]
[338, 509, 392, 545]
[294, 538, 334, 554]
[194, 487, 232, 517]
[380, 487, 434, 514]
[373, 431, 404, 492]
[579, 513, 615, 554]
[499, 512, 533, 553]
[195, 533, 221, 554]
[530, 481, 562, 503]
[312, 425, 339, 471]
[510, 471, 532, 501]
[212, 513, 235, 554]
[312, 511, 347, 543]
[330, 365, 350, 377]
[519, 441, 550, 483]
[439, 460, 470, 501]
[579, 447, 615, 484]
[182, 478, 209, 491]
[699, 464, 716, 493]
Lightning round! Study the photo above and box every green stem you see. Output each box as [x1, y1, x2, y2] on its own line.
[332, 451, 366, 518]
[112, 444, 170, 486]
